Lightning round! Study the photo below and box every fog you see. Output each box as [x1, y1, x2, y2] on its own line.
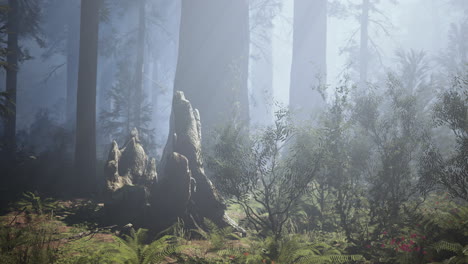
[0, 1, 467, 263]
[3, 0, 466, 137]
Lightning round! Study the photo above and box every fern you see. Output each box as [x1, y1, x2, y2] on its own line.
[263, 235, 366, 264]
[14, 192, 58, 216]
[157, 217, 188, 240]
[216, 244, 270, 264]
[68, 248, 123, 264]
[293, 244, 364, 264]
[276, 236, 365, 264]
[216, 246, 245, 257]
[426, 240, 468, 264]
[112, 228, 181, 264]
[432, 241, 464, 254]
[295, 254, 365, 264]
[0, 216, 61, 264]
[139, 236, 180, 264]
[192, 218, 240, 250]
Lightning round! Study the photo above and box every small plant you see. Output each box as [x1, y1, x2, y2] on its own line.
[193, 218, 240, 250]
[14, 191, 58, 216]
[158, 217, 190, 242]
[429, 240, 468, 264]
[276, 235, 365, 264]
[207, 108, 323, 241]
[114, 228, 181, 264]
[0, 214, 61, 263]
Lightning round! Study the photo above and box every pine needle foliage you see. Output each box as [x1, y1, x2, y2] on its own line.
[100, 62, 155, 150]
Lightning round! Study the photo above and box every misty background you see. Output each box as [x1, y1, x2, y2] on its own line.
[0, 1, 467, 262]
[1, 0, 466, 156]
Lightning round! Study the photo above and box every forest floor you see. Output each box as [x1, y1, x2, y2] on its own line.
[0, 197, 261, 264]
[2, 194, 467, 263]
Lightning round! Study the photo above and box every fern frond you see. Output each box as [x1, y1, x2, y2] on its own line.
[296, 254, 365, 264]
[142, 236, 181, 264]
[432, 241, 463, 254]
[203, 218, 220, 234]
[216, 246, 245, 257]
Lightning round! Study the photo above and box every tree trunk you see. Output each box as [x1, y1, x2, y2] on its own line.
[66, 1, 80, 129]
[134, 0, 146, 129]
[249, 8, 274, 128]
[5, 0, 19, 156]
[150, 61, 158, 132]
[96, 58, 114, 159]
[359, 0, 369, 90]
[289, 0, 327, 122]
[174, 0, 250, 135]
[75, 0, 100, 193]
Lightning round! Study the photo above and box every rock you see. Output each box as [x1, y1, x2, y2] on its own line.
[153, 91, 240, 232]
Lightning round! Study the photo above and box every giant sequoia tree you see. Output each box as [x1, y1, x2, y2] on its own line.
[75, 0, 100, 193]
[4, 0, 19, 156]
[359, 0, 369, 90]
[249, 0, 281, 127]
[3, 0, 42, 156]
[174, 0, 250, 135]
[134, 0, 146, 129]
[65, 1, 80, 127]
[41, 0, 80, 127]
[338, 0, 395, 90]
[289, 0, 327, 122]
